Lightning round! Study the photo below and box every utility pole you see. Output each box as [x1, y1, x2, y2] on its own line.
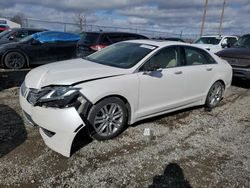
[219, 0, 226, 35]
[200, 0, 208, 37]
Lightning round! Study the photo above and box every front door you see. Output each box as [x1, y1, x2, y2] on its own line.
[136, 46, 186, 118]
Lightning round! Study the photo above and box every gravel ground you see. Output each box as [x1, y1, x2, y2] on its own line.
[0, 69, 250, 188]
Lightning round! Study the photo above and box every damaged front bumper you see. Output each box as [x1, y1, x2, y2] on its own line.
[20, 90, 85, 157]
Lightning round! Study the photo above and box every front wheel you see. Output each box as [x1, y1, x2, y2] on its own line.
[4, 52, 26, 69]
[205, 81, 224, 109]
[87, 97, 128, 140]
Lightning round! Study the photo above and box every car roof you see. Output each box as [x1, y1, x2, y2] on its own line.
[124, 40, 215, 55]
[84, 31, 145, 36]
[200, 35, 237, 38]
[11, 27, 47, 31]
[125, 39, 189, 47]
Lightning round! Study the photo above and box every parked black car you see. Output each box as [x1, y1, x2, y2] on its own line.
[76, 32, 148, 57]
[0, 28, 47, 45]
[0, 31, 80, 69]
[216, 34, 250, 81]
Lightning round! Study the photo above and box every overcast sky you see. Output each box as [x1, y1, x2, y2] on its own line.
[0, 0, 249, 37]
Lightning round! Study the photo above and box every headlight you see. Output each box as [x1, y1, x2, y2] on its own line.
[33, 86, 82, 108]
[39, 87, 78, 102]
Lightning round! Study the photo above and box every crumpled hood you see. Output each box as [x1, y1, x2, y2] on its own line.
[25, 58, 130, 89]
[216, 48, 250, 59]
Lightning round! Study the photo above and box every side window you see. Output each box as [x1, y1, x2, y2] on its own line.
[123, 34, 139, 40]
[28, 30, 39, 35]
[100, 35, 112, 45]
[142, 46, 179, 70]
[122, 34, 132, 40]
[202, 50, 217, 64]
[108, 34, 125, 43]
[184, 47, 208, 66]
[227, 37, 237, 46]
[15, 31, 29, 39]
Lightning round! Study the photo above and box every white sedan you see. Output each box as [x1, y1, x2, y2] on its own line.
[20, 40, 232, 157]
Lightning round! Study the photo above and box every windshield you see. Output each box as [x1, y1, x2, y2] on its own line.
[233, 35, 250, 48]
[0, 29, 12, 38]
[78, 33, 99, 45]
[194, 37, 221, 45]
[86, 42, 156, 69]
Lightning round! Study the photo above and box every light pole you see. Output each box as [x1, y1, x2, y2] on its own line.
[219, 0, 226, 35]
[200, 0, 208, 36]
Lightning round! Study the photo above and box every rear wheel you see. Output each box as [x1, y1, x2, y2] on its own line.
[4, 52, 26, 69]
[205, 81, 224, 109]
[87, 97, 128, 140]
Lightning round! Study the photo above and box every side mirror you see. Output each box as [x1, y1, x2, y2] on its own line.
[9, 36, 14, 41]
[31, 39, 41, 45]
[150, 64, 162, 72]
[142, 63, 162, 75]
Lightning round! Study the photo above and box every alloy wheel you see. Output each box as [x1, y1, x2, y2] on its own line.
[207, 82, 223, 107]
[5, 52, 25, 69]
[93, 103, 124, 137]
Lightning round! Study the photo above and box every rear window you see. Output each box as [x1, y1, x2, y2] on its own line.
[78, 33, 99, 45]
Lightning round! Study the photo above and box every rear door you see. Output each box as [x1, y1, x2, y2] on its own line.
[180, 46, 217, 102]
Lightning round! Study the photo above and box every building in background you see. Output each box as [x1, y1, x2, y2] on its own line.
[0, 18, 21, 28]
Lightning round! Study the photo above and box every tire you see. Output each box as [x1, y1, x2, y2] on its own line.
[205, 81, 224, 109]
[4, 52, 26, 69]
[87, 97, 128, 140]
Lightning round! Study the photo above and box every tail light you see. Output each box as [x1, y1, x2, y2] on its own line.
[90, 44, 107, 51]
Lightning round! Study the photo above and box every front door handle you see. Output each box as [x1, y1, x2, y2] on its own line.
[206, 68, 213, 71]
[174, 71, 183, 75]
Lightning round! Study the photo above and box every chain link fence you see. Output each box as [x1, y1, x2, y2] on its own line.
[22, 18, 199, 40]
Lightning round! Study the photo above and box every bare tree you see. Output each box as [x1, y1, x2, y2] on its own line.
[11, 13, 25, 26]
[74, 13, 86, 32]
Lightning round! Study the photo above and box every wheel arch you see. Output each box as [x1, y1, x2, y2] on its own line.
[215, 79, 226, 89]
[92, 94, 133, 125]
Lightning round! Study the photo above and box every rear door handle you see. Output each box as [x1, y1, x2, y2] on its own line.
[206, 68, 213, 71]
[174, 71, 183, 75]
